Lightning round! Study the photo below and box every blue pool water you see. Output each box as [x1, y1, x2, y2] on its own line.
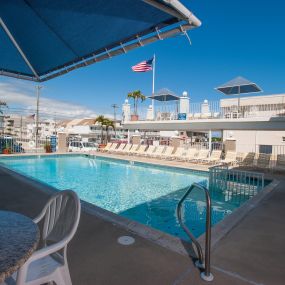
[0, 155, 255, 239]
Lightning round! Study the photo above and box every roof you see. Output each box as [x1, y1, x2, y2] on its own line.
[216, 76, 262, 95]
[59, 118, 96, 128]
[0, 0, 201, 82]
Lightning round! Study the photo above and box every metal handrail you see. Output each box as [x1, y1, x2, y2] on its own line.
[177, 182, 214, 282]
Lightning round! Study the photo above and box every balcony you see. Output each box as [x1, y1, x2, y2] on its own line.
[129, 100, 285, 122]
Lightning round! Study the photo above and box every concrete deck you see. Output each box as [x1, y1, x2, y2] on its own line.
[0, 160, 285, 284]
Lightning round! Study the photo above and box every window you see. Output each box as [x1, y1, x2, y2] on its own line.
[259, 145, 272, 154]
[282, 137, 285, 142]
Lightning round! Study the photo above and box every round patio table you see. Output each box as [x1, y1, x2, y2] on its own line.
[0, 211, 39, 283]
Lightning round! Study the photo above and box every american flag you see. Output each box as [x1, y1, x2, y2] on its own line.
[132, 58, 153, 72]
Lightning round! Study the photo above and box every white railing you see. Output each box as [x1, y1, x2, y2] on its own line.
[184, 141, 223, 151]
[134, 100, 285, 121]
[236, 144, 285, 157]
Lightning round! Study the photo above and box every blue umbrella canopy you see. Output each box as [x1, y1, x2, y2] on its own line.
[216, 76, 262, 95]
[149, 88, 180, 101]
[0, 0, 201, 82]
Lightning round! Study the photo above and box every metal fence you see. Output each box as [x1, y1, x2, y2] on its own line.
[0, 136, 49, 154]
[209, 164, 264, 203]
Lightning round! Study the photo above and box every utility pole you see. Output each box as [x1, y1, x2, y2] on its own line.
[35, 85, 43, 149]
[111, 104, 119, 137]
[20, 116, 23, 140]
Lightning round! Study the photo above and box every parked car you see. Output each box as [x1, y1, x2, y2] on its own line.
[68, 141, 97, 152]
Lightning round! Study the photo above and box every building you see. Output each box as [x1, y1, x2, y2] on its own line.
[221, 94, 285, 154]
[58, 118, 126, 142]
[2, 115, 34, 138]
[26, 119, 57, 139]
[122, 92, 285, 155]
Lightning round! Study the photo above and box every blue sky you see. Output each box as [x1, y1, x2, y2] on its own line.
[1, 0, 284, 118]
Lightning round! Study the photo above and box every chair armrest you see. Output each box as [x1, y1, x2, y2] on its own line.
[33, 209, 46, 224]
[25, 239, 67, 266]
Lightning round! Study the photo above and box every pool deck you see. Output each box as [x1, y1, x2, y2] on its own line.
[0, 154, 285, 285]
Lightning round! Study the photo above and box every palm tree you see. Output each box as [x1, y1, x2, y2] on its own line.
[95, 116, 114, 143]
[103, 118, 114, 143]
[95, 115, 105, 144]
[127, 90, 146, 115]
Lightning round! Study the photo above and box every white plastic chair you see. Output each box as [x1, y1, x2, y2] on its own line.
[6, 190, 81, 285]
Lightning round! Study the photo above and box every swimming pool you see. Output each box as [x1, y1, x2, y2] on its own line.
[0, 155, 262, 240]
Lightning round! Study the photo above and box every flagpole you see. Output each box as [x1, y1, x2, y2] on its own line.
[152, 54, 155, 114]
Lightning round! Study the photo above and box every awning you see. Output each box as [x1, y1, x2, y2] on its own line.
[0, 0, 201, 82]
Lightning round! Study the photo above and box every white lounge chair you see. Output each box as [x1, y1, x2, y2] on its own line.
[240, 152, 256, 166]
[256, 153, 271, 169]
[112, 143, 126, 153]
[191, 149, 209, 163]
[274, 154, 285, 171]
[107, 143, 118, 153]
[160, 146, 174, 159]
[102, 142, 112, 152]
[201, 150, 222, 164]
[142, 145, 156, 157]
[184, 148, 197, 161]
[120, 143, 133, 154]
[151, 145, 165, 158]
[169, 147, 185, 160]
[221, 151, 237, 165]
[133, 145, 148, 156]
[5, 190, 81, 285]
[128, 144, 139, 155]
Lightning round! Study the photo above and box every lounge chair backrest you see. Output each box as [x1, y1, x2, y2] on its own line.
[210, 150, 222, 159]
[146, 145, 156, 154]
[163, 146, 174, 156]
[130, 144, 139, 152]
[110, 143, 118, 150]
[225, 151, 237, 160]
[277, 154, 285, 167]
[155, 145, 165, 155]
[117, 143, 126, 151]
[173, 147, 184, 156]
[137, 145, 147, 153]
[104, 142, 112, 150]
[121, 144, 132, 152]
[242, 152, 255, 165]
[197, 149, 209, 159]
[185, 148, 197, 157]
[257, 153, 271, 167]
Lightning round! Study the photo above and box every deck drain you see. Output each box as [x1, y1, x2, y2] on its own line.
[117, 236, 135, 246]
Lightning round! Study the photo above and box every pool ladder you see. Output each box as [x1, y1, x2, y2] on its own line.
[177, 183, 214, 282]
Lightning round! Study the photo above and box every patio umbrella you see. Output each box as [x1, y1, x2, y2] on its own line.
[215, 76, 262, 112]
[148, 88, 180, 114]
[148, 88, 180, 102]
[0, 0, 201, 82]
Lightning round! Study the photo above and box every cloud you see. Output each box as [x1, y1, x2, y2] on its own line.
[0, 81, 100, 119]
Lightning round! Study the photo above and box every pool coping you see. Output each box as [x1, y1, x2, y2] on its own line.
[0, 154, 279, 258]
